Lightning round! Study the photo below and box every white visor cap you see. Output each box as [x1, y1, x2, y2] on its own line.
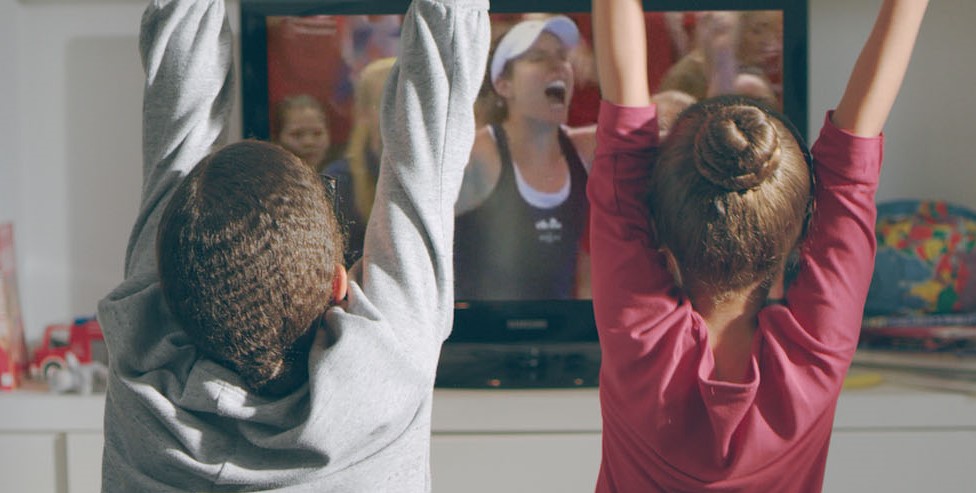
[489, 16, 580, 84]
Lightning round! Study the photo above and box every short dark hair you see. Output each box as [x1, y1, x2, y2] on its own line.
[648, 96, 812, 296]
[158, 140, 344, 396]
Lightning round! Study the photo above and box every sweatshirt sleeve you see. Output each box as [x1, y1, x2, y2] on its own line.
[123, 0, 233, 281]
[353, 0, 490, 344]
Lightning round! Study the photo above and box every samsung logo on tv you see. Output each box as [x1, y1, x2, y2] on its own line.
[506, 319, 549, 331]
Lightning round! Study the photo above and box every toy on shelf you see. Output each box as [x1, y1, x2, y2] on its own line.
[854, 200, 976, 395]
[30, 317, 106, 383]
[866, 200, 976, 317]
[47, 351, 108, 394]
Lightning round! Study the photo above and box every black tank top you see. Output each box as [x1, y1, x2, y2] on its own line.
[454, 124, 588, 300]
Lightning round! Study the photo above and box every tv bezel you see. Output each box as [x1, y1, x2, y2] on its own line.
[238, 0, 809, 361]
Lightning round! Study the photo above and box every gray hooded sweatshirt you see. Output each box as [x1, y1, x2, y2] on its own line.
[97, 0, 489, 490]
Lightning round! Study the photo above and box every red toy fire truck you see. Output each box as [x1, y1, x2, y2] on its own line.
[29, 317, 106, 381]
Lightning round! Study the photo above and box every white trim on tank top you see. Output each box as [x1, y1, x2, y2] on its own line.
[512, 160, 571, 209]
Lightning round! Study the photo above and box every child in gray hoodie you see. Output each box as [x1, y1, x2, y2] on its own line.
[97, 0, 489, 490]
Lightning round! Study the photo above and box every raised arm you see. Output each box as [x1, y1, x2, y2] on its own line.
[455, 131, 499, 216]
[832, 0, 928, 136]
[700, 12, 741, 99]
[593, 0, 651, 106]
[125, 0, 233, 279]
[356, 0, 489, 342]
[588, 0, 670, 362]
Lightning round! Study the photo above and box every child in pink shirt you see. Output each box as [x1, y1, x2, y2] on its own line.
[588, 1, 929, 491]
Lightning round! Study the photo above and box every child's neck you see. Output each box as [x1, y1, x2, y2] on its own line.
[690, 283, 767, 384]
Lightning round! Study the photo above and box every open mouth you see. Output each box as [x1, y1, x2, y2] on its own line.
[544, 80, 568, 105]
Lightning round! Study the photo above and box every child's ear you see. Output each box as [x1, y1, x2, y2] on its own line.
[331, 264, 348, 304]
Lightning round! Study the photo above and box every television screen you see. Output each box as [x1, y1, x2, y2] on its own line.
[240, 0, 808, 388]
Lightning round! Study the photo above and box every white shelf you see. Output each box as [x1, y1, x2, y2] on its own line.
[3, 379, 974, 433]
[1, 379, 975, 493]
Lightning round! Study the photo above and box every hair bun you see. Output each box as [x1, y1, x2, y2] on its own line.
[692, 105, 782, 192]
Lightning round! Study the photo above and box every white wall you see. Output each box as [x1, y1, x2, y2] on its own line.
[3, 0, 975, 343]
[809, 0, 976, 206]
[0, 0, 20, 225]
[12, 0, 147, 345]
[6, 0, 239, 343]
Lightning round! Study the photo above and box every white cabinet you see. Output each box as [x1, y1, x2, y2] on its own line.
[431, 434, 602, 493]
[65, 432, 103, 493]
[430, 389, 602, 492]
[0, 392, 105, 493]
[824, 430, 976, 493]
[0, 431, 103, 493]
[1, 385, 975, 492]
[0, 433, 63, 492]
[824, 384, 976, 493]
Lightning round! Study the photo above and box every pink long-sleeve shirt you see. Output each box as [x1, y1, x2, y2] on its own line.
[588, 101, 883, 492]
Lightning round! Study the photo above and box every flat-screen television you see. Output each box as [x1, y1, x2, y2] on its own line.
[240, 0, 808, 388]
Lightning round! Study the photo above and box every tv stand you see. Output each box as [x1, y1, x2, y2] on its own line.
[435, 341, 601, 388]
